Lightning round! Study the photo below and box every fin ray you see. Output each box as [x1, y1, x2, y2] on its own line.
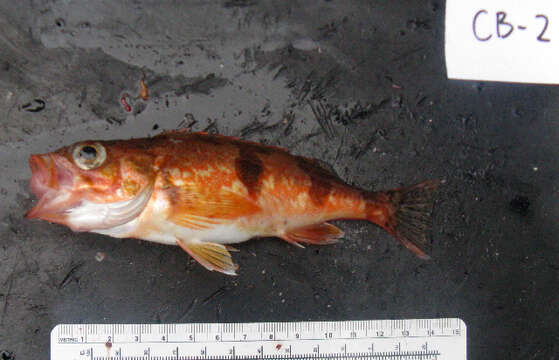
[282, 223, 344, 246]
[176, 238, 238, 275]
[168, 184, 260, 229]
[366, 180, 439, 260]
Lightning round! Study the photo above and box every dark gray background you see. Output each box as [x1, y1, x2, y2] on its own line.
[0, 1, 557, 359]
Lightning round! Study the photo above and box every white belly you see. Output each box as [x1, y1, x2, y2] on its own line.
[146, 221, 254, 245]
[93, 219, 254, 246]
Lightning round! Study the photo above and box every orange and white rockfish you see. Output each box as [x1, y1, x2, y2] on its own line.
[26, 131, 439, 275]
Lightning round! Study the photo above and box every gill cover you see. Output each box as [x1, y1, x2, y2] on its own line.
[65, 181, 154, 232]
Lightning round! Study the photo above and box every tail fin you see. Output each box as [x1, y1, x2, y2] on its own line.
[365, 180, 440, 260]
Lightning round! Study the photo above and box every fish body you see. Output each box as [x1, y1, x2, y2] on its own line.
[26, 131, 438, 275]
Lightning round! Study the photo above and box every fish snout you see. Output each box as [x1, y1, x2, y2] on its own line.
[29, 154, 55, 199]
[29, 153, 74, 194]
[26, 153, 76, 220]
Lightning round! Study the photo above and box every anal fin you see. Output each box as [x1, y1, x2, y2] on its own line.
[176, 238, 238, 276]
[282, 223, 344, 246]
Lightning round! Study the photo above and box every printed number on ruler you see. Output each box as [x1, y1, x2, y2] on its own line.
[51, 319, 467, 360]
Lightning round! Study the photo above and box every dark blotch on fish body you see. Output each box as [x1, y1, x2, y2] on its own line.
[235, 145, 264, 197]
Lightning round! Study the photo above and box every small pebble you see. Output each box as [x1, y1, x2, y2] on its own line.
[292, 38, 319, 51]
[95, 252, 105, 262]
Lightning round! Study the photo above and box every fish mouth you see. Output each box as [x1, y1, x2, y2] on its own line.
[25, 154, 77, 223]
[26, 153, 154, 232]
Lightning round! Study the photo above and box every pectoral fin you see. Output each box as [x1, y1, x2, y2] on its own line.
[167, 185, 260, 230]
[176, 238, 238, 276]
[282, 223, 344, 246]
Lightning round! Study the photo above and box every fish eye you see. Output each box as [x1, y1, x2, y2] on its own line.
[72, 142, 106, 170]
[80, 146, 97, 159]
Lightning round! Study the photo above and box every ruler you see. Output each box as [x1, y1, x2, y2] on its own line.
[51, 318, 466, 360]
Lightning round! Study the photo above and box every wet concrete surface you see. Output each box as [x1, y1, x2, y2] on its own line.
[0, 1, 558, 359]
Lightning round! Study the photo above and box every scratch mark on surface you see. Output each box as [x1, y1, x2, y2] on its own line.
[202, 286, 229, 305]
[333, 127, 347, 168]
[178, 297, 199, 321]
[58, 262, 84, 289]
[1, 271, 15, 326]
[352, 135, 376, 159]
[289, 131, 321, 149]
[309, 100, 336, 138]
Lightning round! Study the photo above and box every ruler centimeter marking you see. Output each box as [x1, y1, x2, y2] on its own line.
[52, 319, 466, 360]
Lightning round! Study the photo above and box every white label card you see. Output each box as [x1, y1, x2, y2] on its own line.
[445, 0, 558, 84]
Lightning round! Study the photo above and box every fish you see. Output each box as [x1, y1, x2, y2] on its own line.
[25, 131, 439, 275]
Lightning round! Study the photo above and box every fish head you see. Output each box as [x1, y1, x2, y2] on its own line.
[26, 140, 155, 232]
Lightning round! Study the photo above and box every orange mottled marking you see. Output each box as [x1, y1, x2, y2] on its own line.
[159, 133, 368, 225]
[142, 132, 366, 229]
[166, 183, 260, 229]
